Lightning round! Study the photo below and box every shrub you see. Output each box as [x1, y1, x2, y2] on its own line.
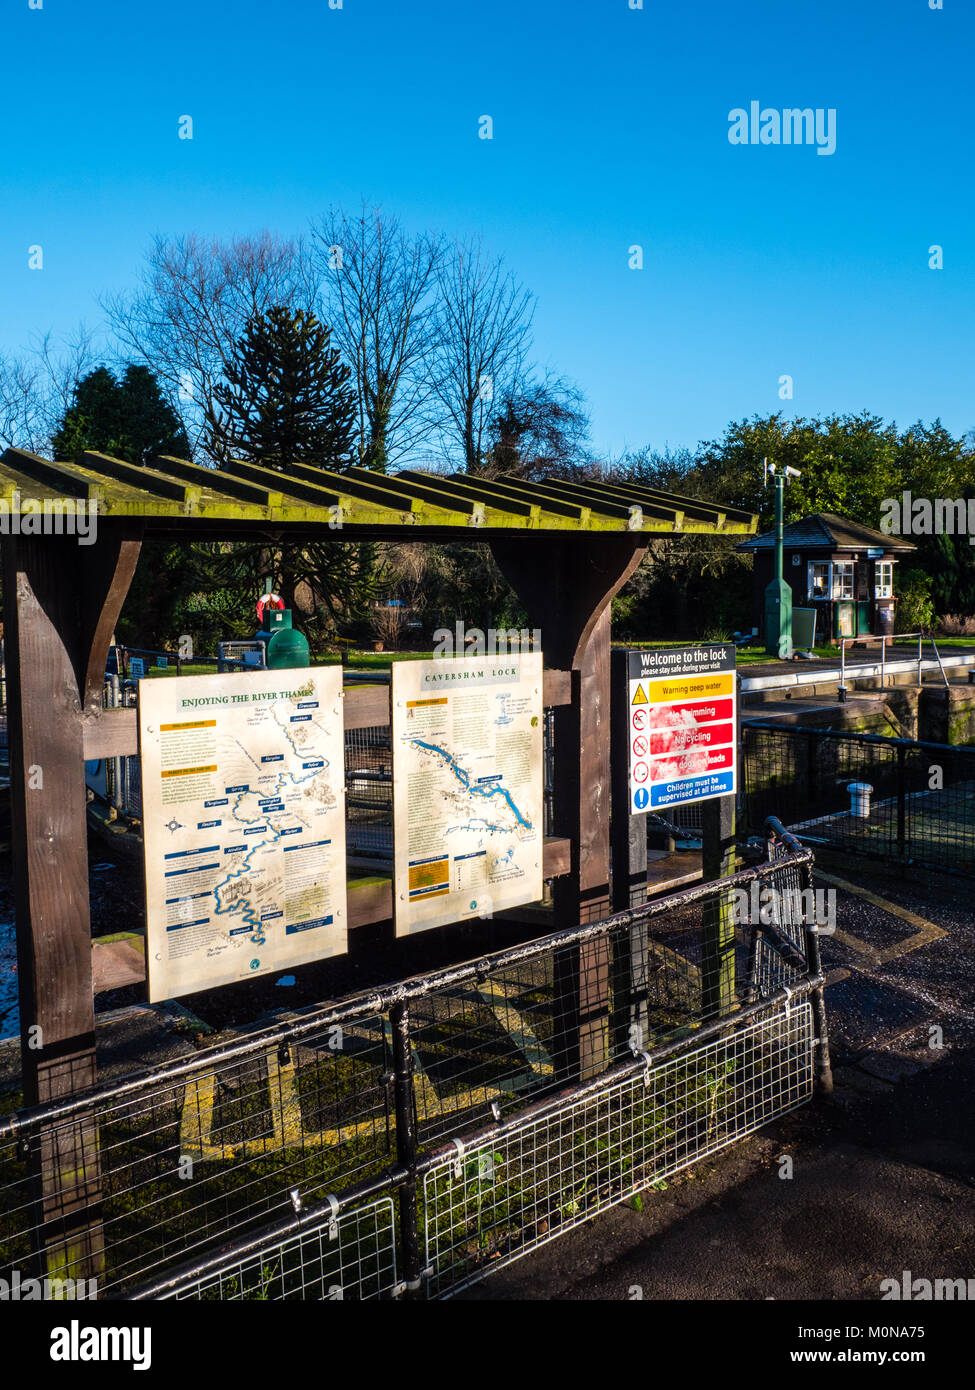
[895, 569, 935, 633]
[939, 613, 975, 637]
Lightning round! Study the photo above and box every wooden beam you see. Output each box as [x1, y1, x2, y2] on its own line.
[543, 668, 571, 707]
[3, 524, 141, 1283]
[79, 451, 198, 506]
[346, 875, 393, 931]
[610, 647, 651, 1057]
[91, 934, 146, 992]
[82, 707, 138, 760]
[491, 534, 649, 1080]
[153, 455, 282, 507]
[701, 792, 737, 1018]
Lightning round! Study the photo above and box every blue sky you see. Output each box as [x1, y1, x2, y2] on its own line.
[1, 0, 972, 461]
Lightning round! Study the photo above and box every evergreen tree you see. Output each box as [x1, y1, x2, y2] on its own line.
[52, 364, 189, 465]
[208, 305, 356, 470]
[49, 364, 194, 648]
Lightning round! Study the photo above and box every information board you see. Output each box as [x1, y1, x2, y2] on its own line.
[392, 653, 544, 935]
[627, 644, 737, 813]
[139, 668, 347, 1000]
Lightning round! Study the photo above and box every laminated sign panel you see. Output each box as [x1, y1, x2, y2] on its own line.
[628, 644, 737, 814]
[139, 668, 347, 999]
[392, 653, 545, 935]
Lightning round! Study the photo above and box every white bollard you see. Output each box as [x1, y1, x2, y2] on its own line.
[847, 782, 873, 818]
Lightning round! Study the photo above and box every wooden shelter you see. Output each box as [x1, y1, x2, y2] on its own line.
[0, 445, 757, 1129]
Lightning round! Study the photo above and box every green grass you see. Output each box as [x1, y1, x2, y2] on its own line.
[733, 645, 837, 665]
[899, 636, 975, 649]
[142, 650, 432, 677]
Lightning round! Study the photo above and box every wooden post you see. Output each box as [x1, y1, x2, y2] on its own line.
[3, 525, 141, 1283]
[491, 535, 647, 1078]
[700, 795, 737, 1018]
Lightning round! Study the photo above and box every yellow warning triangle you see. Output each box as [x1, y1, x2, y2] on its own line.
[631, 683, 648, 705]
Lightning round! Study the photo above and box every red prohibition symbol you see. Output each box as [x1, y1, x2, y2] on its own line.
[632, 735, 648, 757]
[633, 761, 649, 784]
[632, 709, 647, 731]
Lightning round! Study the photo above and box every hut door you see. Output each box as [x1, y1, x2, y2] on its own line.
[855, 562, 871, 633]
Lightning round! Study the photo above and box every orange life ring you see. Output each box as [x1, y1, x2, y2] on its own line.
[256, 592, 285, 624]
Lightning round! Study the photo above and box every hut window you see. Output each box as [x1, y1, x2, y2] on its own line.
[807, 562, 830, 599]
[832, 561, 854, 599]
[875, 560, 893, 599]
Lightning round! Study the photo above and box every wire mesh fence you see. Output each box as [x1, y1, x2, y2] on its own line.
[0, 833, 829, 1301]
[743, 722, 975, 875]
[0, 1005, 395, 1297]
[152, 1196, 398, 1302]
[421, 1001, 813, 1297]
[345, 724, 393, 860]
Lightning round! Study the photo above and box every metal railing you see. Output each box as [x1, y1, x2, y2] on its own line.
[743, 722, 975, 875]
[113, 645, 187, 679]
[0, 826, 830, 1300]
[838, 630, 950, 695]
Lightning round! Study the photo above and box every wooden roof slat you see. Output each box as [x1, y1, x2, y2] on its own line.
[447, 472, 585, 521]
[222, 458, 342, 507]
[0, 466, 84, 507]
[570, 477, 719, 525]
[579, 477, 755, 527]
[2, 448, 103, 500]
[518, 478, 652, 523]
[281, 463, 418, 515]
[466, 475, 589, 521]
[396, 470, 537, 518]
[343, 466, 479, 517]
[592, 481, 725, 525]
[80, 451, 200, 505]
[153, 455, 282, 507]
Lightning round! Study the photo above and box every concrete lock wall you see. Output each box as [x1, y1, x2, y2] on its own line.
[918, 687, 975, 746]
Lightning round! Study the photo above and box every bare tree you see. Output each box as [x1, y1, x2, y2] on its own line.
[424, 239, 534, 473]
[0, 325, 100, 454]
[103, 232, 310, 460]
[311, 205, 442, 472]
[486, 371, 592, 479]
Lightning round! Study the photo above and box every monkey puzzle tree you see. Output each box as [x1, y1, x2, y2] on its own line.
[205, 305, 377, 642]
[207, 304, 356, 470]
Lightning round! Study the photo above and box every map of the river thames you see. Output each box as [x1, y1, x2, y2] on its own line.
[140, 668, 347, 999]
